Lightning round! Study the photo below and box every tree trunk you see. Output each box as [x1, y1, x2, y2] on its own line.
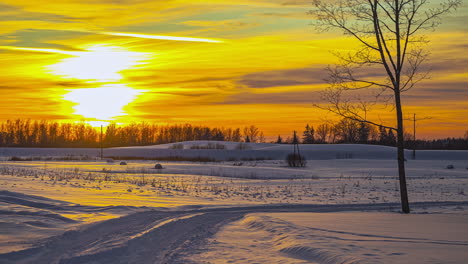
[395, 89, 410, 213]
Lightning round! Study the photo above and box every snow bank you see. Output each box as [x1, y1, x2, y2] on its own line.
[2, 193, 467, 263]
[1, 141, 468, 160]
[0, 191, 145, 254]
[190, 211, 468, 264]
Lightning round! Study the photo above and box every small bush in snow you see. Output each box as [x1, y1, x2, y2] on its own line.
[335, 152, 353, 159]
[9, 156, 29, 161]
[169, 144, 184, 149]
[286, 153, 307, 167]
[120, 161, 127, 165]
[235, 143, 251, 150]
[215, 143, 226, 149]
[155, 164, 163, 169]
[190, 143, 226, 149]
[446, 164, 454, 169]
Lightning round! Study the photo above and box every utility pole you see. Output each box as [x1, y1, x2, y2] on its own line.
[406, 113, 432, 160]
[413, 113, 416, 160]
[293, 131, 301, 158]
[100, 125, 103, 160]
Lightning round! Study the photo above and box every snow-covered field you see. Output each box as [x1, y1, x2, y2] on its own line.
[191, 211, 468, 264]
[1, 141, 468, 161]
[0, 142, 467, 263]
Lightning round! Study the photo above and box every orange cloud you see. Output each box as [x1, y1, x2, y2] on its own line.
[0, 0, 466, 138]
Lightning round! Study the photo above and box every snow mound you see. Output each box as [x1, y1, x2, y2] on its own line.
[243, 215, 366, 264]
[190, 211, 468, 264]
[0, 191, 145, 254]
[1, 142, 467, 160]
[0, 190, 75, 211]
[115, 140, 277, 150]
[109, 142, 468, 160]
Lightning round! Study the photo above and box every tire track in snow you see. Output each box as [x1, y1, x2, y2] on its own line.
[1, 200, 467, 264]
[0, 210, 243, 264]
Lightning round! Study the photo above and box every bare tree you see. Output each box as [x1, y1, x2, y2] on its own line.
[243, 125, 260, 143]
[335, 118, 361, 143]
[310, 0, 461, 213]
[316, 123, 331, 143]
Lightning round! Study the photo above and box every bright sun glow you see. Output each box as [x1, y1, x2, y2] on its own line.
[64, 84, 144, 121]
[49, 45, 149, 121]
[49, 45, 149, 81]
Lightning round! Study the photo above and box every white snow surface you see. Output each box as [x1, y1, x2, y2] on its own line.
[0, 142, 467, 263]
[1, 141, 468, 160]
[190, 211, 468, 264]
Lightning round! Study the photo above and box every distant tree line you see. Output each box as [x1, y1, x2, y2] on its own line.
[0, 119, 265, 148]
[276, 119, 468, 150]
[1, 119, 466, 149]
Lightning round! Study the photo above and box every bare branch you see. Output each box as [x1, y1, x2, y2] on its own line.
[314, 87, 397, 131]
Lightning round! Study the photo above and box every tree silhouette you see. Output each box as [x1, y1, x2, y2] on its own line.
[311, 0, 461, 213]
[358, 122, 371, 143]
[302, 124, 315, 144]
[276, 135, 283, 144]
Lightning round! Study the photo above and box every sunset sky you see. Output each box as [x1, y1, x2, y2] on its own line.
[0, 0, 467, 139]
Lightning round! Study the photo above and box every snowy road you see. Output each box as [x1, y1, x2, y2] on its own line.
[1, 196, 468, 264]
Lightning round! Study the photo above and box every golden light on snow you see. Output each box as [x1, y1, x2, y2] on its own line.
[63, 84, 145, 121]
